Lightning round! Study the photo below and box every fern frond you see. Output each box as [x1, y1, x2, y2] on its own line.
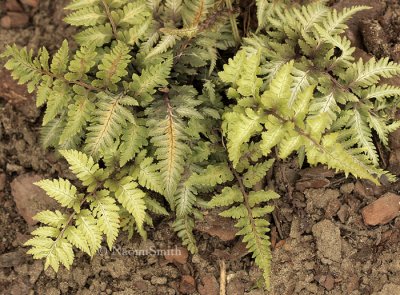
[50, 40, 69, 75]
[172, 216, 198, 253]
[187, 163, 234, 188]
[84, 92, 135, 158]
[115, 177, 147, 231]
[60, 149, 107, 191]
[242, 159, 274, 188]
[223, 109, 263, 167]
[75, 209, 103, 256]
[62, 226, 90, 255]
[93, 41, 131, 90]
[208, 186, 243, 207]
[119, 121, 148, 166]
[35, 179, 81, 210]
[293, 2, 329, 33]
[112, 1, 151, 27]
[130, 57, 172, 105]
[65, 0, 100, 10]
[349, 57, 400, 88]
[60, 96, 95, 144]
[362, 84, 400, 100]
[64, 6, 106, 27]
[65, 46, 98, 81]
[25, 237, 74, 272]
[75, 24, 113, 47]
[90, 190, 120, 249]
[33, 210, 68, 228]
[347, 109, 379, 165]
[145, 35, 178, 59]
[317, 6, 370, 35]
[148, 103, 190, 203]
[135, 157, 163, 194]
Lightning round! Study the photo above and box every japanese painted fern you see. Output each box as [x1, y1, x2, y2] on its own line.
[2, 0, 400, 291]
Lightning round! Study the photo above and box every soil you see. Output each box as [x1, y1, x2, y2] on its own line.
[2, 1, 400, 295]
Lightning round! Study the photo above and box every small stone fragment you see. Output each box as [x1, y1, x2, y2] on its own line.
[0, 249, 26, 267]
[340, 183, 354, 195]
[164, 246, 188, 264]
[179, 275, 196, 294]
[361, 192, 400, 226]
[337, 205, 350, 223]
[299, 166, 335, 178]
[324, 274, 335, 291]
[0, 173, 6, 191]
[5, 0, 23, 12]
[198, 274, 219, 295]
[195, 211, 237, 241]
[325, 198, 341, 219]
[11, 174, 58, 225]
[296, 178, 330, 192]
[312, 220, 341, 263]
[21, 0, 39, 7]
[151, 276, 168, 285]
[1, 12, 29, 29]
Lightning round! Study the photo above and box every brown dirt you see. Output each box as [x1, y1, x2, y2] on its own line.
[2, 1, 400, 295]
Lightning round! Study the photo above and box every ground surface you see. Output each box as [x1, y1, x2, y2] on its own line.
[2, 0, 400, 294]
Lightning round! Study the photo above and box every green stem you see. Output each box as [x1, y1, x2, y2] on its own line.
[225, 0, 241, 44]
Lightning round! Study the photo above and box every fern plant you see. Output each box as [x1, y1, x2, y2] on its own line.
[2, 0, 400, 291]
[212, 0, 400, 289]
[1, 0, 237, 256]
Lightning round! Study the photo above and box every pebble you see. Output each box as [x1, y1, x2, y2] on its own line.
[5, 0, 23, 12]
[195, 211, 237, 241]
[151, 276, 167, 285]
[1, 12, 29, 29]
[10, 174, 58, 225]
[198, 274, 219, 295]
[340, 183, 354, 195]
[361, 192, 400, 226]
[312, 220, 341, 263]
[0, 173, 6, 191]
[21, 0, 39, 8]
[179, 275, 196, 294]
[164, 246, 188, 264]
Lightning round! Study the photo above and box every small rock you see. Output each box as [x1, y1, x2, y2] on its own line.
[133, 279, 149, 290]
[151, 276, 168, 285]
[21, 0, 39, 7]
[11, 174, 58, 226]
[323, 274, 335, 291]
[198, 274, 219, 295]
[299, 166, 335, 178]
[5, 0, 23, 12]
[312, 220, 341, 263]
[8, 279, 31, 295]
[164, 246, 188, 264]
[361, 192, 400, 226]
[0, 12, 29, 29]
[0, 249, 26, 267]
[296, 178, 330, 192]
[337, 205, 350, 223]
[196, 211, 237, 241]
[354, 181, 370, 197]
[305, 188, 340, 211]
[0, 173, 6, 191]
[179, 275, 196, 294]
[325, 198, 341, 219]
[340, 183, 354, 195]
[226, 277, 245, 295]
